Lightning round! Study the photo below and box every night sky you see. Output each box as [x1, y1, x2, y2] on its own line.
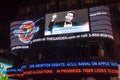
[0, 0, 18, 25]
[0, 0, 19, 49]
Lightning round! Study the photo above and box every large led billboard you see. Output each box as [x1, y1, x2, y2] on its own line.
[45, 9, 89, 35]
[10, 6, 114, 51]
[7, 60, 118, 78]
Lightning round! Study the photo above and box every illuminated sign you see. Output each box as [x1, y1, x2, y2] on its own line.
[11, 46, 29, 50]
[14, 21, 39, 44]
[10, 6, 113, 51]
[89, 6, 113, 38]
[31, 33, 113, 43]
[7, 61, 118, 78]
[10, 17, 45, 51]
[8, 73, 23, 77]
[7, 68, 22, 73]
[56, 68, 118, 74]
[90, 11, 109, 17]
[7, 61, 118, 73]
[23, 69, 53, 75]
[8, 68, 118, 78]
[28, 61, 118, 69]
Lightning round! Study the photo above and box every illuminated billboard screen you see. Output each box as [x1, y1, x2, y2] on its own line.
[7, 61, 118, 78]
[89, 6, 113, 35]
[10, 19, 44, 51]
[45, 9, 89, 35]
[10, 21, 32, 51]
[10, 6, 114, 51]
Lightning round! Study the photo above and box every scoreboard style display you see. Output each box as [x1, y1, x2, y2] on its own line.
[10, 6, 113, 51]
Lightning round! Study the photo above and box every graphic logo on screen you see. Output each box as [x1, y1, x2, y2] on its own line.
[14, 21, 39, 43]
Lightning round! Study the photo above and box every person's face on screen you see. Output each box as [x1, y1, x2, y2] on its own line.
[65, 12, 74, 23]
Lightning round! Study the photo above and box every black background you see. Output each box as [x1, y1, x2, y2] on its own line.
[0, 0, 31, 49]
[0, 0, 17, 49]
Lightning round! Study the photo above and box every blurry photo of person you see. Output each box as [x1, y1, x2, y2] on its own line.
[45, 9, 89, 35]
[48, 11, 78, 31]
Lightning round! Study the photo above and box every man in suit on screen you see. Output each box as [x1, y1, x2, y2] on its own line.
[48, 11, 78, 31]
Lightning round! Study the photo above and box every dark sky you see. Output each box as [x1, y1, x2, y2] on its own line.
[0, 0, 19, 49]
[0, 0, 49, 26]
[0, 0, 19, 25]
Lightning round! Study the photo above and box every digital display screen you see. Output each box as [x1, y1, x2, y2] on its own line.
[10, 20, 41, 51]
[89, 6, 113, 35]
[45, 9, 89, 35]
[10, 21, 31, 50]
[10, 6, 114, 51]
[7, 61, 118, 78]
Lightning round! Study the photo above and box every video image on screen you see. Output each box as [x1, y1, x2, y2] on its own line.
[45, 9, 89, 35]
